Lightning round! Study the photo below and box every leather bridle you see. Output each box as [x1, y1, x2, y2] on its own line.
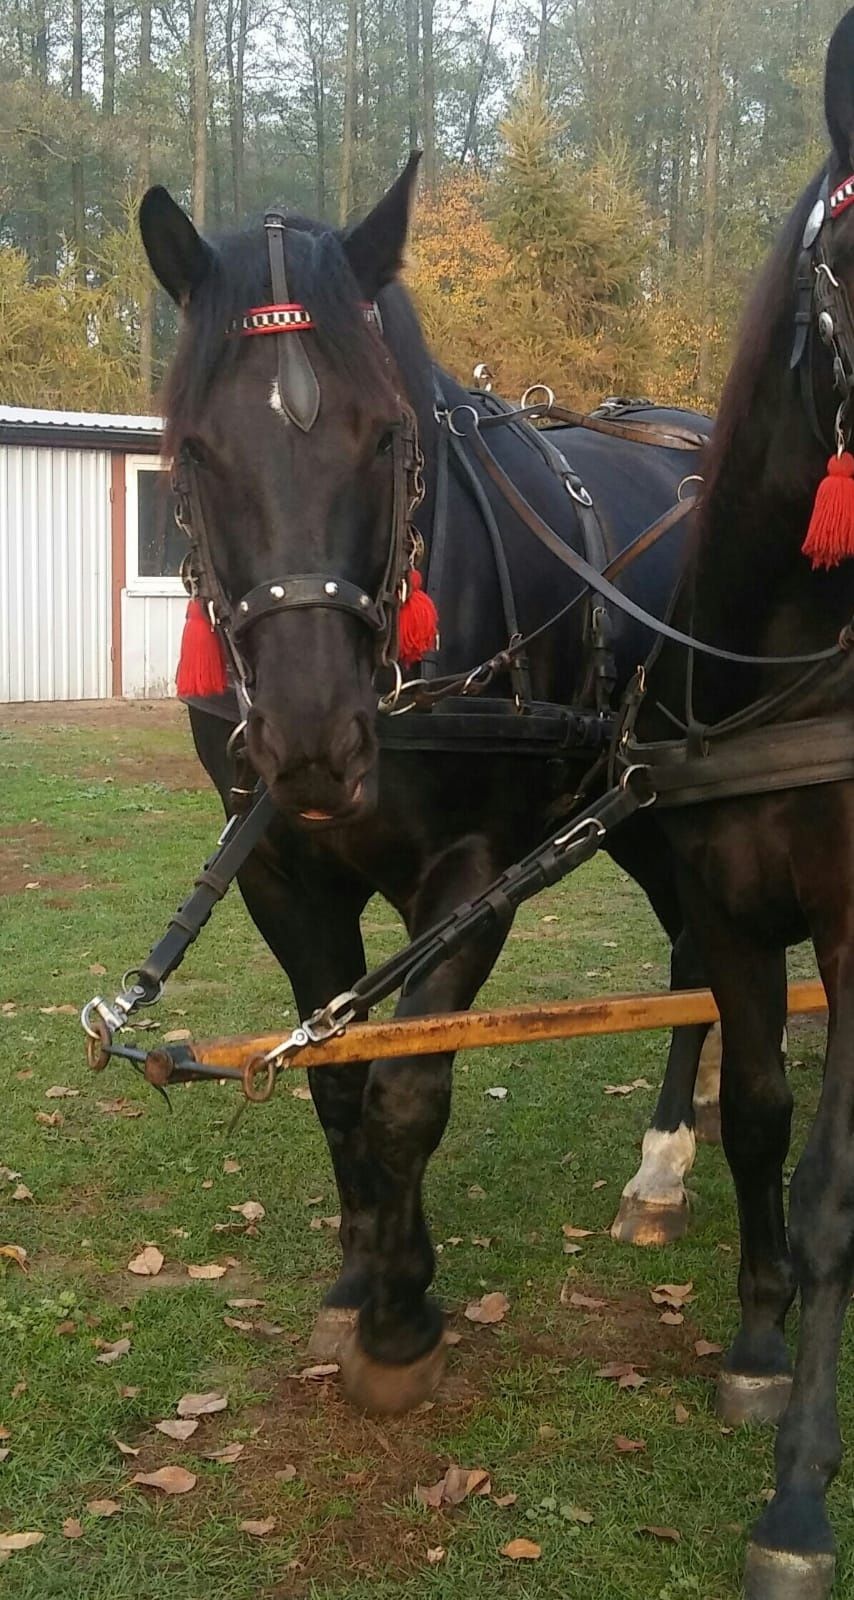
[792, 171, 854, 453]
[172, 210, 426, 713]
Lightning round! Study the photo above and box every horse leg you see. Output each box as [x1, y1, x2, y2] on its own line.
[744, 936, 854, 1600]
[682, 896, 794, 1430]
[611, 928, 707, 1245]
[694, 1022, 723, 1143]
[338, 834, 511, 1416]
[235, 847, 376, 1356]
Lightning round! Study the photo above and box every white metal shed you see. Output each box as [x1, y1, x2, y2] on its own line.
[0, 406, 187, 702]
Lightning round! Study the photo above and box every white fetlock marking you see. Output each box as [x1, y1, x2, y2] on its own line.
[620, 1123, 696, 1207]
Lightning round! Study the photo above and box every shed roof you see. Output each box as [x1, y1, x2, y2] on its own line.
[0, 405, 164, 452]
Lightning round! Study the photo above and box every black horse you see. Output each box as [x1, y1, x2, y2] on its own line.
[139, 164, 712, 1414]
[620, 11, 854, 1596]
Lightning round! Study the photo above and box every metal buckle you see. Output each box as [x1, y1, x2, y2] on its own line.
[553, 815, 607, 851]
[620, 764, 657, 808]
[566, 476, 594, 509]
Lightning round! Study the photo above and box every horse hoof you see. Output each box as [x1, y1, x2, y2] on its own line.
[610, 1195, 689, 1247]
[340, 1332, 446, 1415]
[744, 1544, 835, 1600]
[716, 1372, 793, 1427]
[694, 1100, 722, 1145]
[306, 1307, 359, 1363]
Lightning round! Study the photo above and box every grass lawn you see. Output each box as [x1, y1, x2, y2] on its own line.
[0, 700, 845, 1599]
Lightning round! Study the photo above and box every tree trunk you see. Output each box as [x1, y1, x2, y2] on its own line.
[103, 0, 115, 115]
[191, 0, 208, 226]
[339, 0, 358, 223]
[697, 1, 725, 395]
[31, 0, 51, 276]
[139, 0, 154, 397]
[71, 0, 85, 275]
[421, 0, 436, 187]
[459, 0, 496, 165]
[311, 49, 326, 215]
[535, 0, 548, 89]
[359, 0, 370, 178]
[226, 0, 248, 217]
[405, 0, 419, 151]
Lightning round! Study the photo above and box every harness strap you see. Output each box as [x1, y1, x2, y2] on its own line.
[264, 213, 320, 432]
[622, 714, 854, 808]
[478, 401, 707, 452]
[455, 411, 846, 668]
[232, 574, 384, 639]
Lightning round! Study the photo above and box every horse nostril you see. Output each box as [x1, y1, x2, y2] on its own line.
[249, 713, 287, 775]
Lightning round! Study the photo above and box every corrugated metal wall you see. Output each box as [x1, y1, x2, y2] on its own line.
[0, 444, 112, 701]
[121, 593, 185, 698]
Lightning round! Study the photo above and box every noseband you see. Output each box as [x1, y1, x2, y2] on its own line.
[172, 211, 426, 711]
[792, 172, 854, 453]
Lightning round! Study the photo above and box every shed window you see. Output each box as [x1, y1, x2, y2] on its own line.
[125, 458, 186, 595]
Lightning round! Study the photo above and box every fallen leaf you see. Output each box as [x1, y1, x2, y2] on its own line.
[618, 1370, 647, 1391]
[11, 1185, 33, 1202]
[595, 1361, 646, 1380]
[227, 1298, 264, 1310]
[239, 1517, 276, 1536]
[87, 1499, 121, 1518]
[254, 1321, 285, 1338]
[416, 1466, 491, 1509]
[493, 1492, 518, 1508]
[229, 1201, 265, 1222]
[566, 1292, 606, 1311]
[563, 1241, 582, 1256]
[223, 1316, 254, 1333]
[177, 1392, 228, 1418]
[127, 1247, 164, 1278]
[298, 1364, 339, 1380]
[615, 1436, 646, 1453]
[426, 1546, 446, 1565]
[113, 1439, 140, 1457]
[163, 1029, 191, 1043]
[0, 1429, 8, 1441]
[35, 1111, 63, 1127]
[501, 1538, 541, 1561]
[566, 1505, 594, 1524]
[651, 1282, 694, 1309]
[95, 1338, 130, 1364]
[119, 1386, 140, 1399]
[695, 1340, 724, 1358]
[203, 1441, 244, 1463]
[276, 1464, 297, 1482]
[637, 1525, 681, 1543]
[201, 1180, 213, 1190]
[97, 1099, 143, 1118]
[132, 1466, 197, 1495]
[305, 1195, 323, 1206]
[486, 1086, 508, 1101]
[11, 1381, 26, 1399]
[0, 1449, 9, 1463]
[0, 1532, 45, 1551]
[89, 963, 107, 976]
[45, 1086, 79, 1099]
[0, 1168, 22, 1183]
[467, 1184, 486, 1199]
[223, 1158, 241, 1174]
[62, 1518, 84, 1539]
[592, 1179, 607, 1191]
[464, 1291, 509, 1326]
[40, 1003, 77, 1014]
[604, 1084, 637, 1097]
[561, 1224, 595, 1240]
[674, 1404, 690, 1425]
[444, 1329, 462, 1346]
[55, 1319, 76, 1337]
[187, 1263, 227, 1280]
[660, 1311, 684, 1326]
[291, 1086, 312, 1101]
[472, 1236, 492, 1248]
[155, 1419, 198, 1441]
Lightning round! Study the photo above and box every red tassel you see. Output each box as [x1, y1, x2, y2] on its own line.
[803, 452, 854, 570]
[175, 599, 229, 697]
[398, 570, 439, 667]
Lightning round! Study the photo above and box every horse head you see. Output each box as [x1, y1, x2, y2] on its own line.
[140, 156, 425, 827]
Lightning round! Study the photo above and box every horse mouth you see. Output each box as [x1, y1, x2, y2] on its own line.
[296, 781, 365, 826]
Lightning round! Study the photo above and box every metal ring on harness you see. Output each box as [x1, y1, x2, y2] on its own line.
[521, 384, 555, 411]
[85, 1013, 111, 1073]
[620, 764, 657, 808]
[242, 1053, 278, 1103]
[566, 476, 594, 509]
[447, 404, 480, 438]
[678, 474, 705, 502]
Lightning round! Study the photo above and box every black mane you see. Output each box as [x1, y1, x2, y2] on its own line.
[698, 167, 827, 514]
[162, 216, 418, 456]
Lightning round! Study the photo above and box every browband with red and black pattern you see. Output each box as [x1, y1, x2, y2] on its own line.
[830, 174, 854, 221]
[232, 302, 381, 336]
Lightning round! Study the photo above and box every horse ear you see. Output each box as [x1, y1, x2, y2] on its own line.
[343, 153, 421, 297]
[139, 186, 213, 306]
[826, 9, 854, 170]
